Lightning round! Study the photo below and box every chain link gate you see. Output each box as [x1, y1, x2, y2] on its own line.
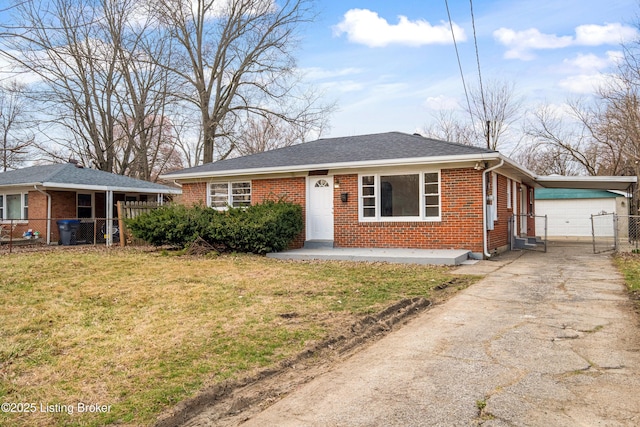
[590, 213, 617, 254]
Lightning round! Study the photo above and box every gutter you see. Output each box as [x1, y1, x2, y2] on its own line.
[482, 159, 504, 259]
[34, 185, 52, 245]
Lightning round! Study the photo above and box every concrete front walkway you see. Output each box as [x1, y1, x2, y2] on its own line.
[241, 243, 640, 426]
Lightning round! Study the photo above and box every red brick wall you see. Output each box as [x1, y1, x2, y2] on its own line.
[180, 182, 207, 206]
[333, 169, 485, 253]
[178, 177, 307, 249]
[14, 190, 77, 242]
[176, 169, 523, 254]
[252, 177, 306, 248]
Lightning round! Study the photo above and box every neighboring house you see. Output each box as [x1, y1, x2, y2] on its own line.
[535, 188, 629, 238]
[162, 132, 544, 259]
[0, 162, 181, 244]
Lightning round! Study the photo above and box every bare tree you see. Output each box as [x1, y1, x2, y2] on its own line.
[421, 110, 476, 146]
[423, 80, 522, 152]
[0, 0, 178, 180]
[0, 81, 33, 171]
[467, 79, 523, 151]
[513, 139, 584, 176]
[153, 0, 331, 163]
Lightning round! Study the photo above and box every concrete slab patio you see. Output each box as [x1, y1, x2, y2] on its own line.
[266, 247, 472, 265]
[238, 242, 640, 426]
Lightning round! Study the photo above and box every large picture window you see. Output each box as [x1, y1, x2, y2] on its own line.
[359, 172, 440, 221]
[209, 182, 251, 209]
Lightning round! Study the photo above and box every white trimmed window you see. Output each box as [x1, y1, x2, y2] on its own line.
[209, 182, 251, 209]
[0, 193, 28, 221]
[359, 172, 440, 221]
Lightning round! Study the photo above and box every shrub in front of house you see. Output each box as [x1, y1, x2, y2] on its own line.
[125, 203, 216, 248]
[125, 200, 303, 254]
[211, 200, 304, 254]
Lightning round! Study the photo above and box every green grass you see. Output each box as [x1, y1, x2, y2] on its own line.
[614, 253, 640, 292]
[0, 247, 477, 426]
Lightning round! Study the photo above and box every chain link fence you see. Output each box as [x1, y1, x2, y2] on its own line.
[591, 214, 640, 253]
[0, 218, 121, 253]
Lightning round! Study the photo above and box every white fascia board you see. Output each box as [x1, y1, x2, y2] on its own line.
[535, 175, 637, 190]
[0, 182, 42, 189]
[161, 153, 503, 180]
[41, 182, 182, 194]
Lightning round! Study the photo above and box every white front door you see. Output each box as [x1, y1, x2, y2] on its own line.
[307, 177, 334, 241]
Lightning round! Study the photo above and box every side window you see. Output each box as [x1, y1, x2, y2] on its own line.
[77, 193, 93, 218]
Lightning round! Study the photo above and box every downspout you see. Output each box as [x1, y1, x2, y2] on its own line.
[34, 185, 52, 245]
[482, 159, 504, 259]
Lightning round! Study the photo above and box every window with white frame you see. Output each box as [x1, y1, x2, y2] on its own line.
[0, 193, 29, 220]
[209, 182, 251, 209]
[507, 178, 512, 209]
[359, 172, 440, 221]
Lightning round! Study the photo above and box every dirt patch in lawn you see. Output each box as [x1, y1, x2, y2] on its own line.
[156, 277, 470, 427]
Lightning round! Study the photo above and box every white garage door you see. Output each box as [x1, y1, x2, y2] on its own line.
[536, 198, 616, 237]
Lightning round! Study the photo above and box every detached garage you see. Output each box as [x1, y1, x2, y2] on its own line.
[535, 188, 627, 238]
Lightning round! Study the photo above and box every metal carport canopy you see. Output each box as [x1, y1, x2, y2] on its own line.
[535, 175, 637, 190]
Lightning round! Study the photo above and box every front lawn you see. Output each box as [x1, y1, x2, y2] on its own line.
[0, 248, 476, 426]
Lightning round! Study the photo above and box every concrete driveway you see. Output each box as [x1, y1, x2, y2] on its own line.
[240, 243, 640, 426]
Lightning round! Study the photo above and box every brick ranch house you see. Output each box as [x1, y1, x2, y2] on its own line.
[0, 162, 180, 245]
[163, 132, 556, 259]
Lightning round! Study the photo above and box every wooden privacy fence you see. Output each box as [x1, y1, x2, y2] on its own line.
[116, 201, 163, 247]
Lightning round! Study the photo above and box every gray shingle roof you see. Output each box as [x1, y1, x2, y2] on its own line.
[0, 163, 180, 193]
[164, 132, 497, 177]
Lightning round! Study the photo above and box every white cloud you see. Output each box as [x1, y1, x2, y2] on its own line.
[333, 8, 466, 48]
[300, 67, 363, 81]
[424, 95, 460, 110]
[562, 53, 611, 72]
[319, 80, 365, 93]
[493, 28, 573, 60]
[574, 23, 638, 46]
[558, 73, 611, 94]
[556, 51, 624, 94]
[494, 23, 639, 60]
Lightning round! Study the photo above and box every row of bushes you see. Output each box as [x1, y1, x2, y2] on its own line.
[125, 200, 303, 254]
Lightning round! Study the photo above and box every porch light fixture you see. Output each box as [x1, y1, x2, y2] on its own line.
[474, 162, 487, 171]
[334, 179, 340, 189]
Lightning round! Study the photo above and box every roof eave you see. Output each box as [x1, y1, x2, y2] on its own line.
[535, 175, 638, 190]
[40, 182, 181, 194]
[0, 181, 43, 188]
[161, 153, 503, 180]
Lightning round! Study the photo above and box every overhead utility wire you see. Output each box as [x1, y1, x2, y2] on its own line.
[469, 0, 490, 148]
[444, 0, 473, 123]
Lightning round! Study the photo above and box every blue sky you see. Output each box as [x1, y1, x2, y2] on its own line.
[298, 0, 640, 139]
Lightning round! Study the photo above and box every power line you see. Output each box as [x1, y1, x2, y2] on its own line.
[469, 0, 490, 147]
[444, 0, 473, 123]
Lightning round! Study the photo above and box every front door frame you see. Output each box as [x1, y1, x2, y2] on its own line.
[306, 176, 334, 241]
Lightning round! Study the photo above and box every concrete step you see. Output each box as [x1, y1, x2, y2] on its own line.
[304, 240, 334, 249]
